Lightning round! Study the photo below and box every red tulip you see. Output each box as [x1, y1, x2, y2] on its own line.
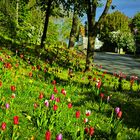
[13, 116, 19, 125]
[56, 97, 60, 103]
[84, 127, 89, 134]
[4, 62, 12, 69]
[89, 127, 94, 136]
[11, 93, 16, 98]
[32, 66, 36, 70]
[44, 68, 47, 73]
[39, 92, 44, 99]
[53, 104, 58, 111]
[61, 88, 66, 95]
[11, 86, 16, 92]
[1, 122, 6, 130]
[0, 81, 2, 87]
[36, 65, 41, 70]
[96, 80, 101, 89]
[103, 71, 107, 74]
[117, 111, 122, 119]
[46, 130, 51, 140]
[100, 93, 104, 99]
[99, 65, 102, 69]
[8, 55, 11, 59]
[34, 103, 38, 109]
[15, 63, 19, 67]
[52, 80, 56, 85]
[76, 111, 80, 118]
[29, 72, 33, 77]
[54, 86, 58, 93]
[93, 77, 96, 81]
[68, 103, 72, 108]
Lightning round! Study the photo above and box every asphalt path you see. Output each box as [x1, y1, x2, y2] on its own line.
[94, 52, 140, 78]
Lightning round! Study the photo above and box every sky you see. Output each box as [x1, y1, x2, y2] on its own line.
[82, 0, 140, 22]
[97, 0, 140, 19]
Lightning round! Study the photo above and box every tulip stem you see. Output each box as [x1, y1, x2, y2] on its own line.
[89, 136, 91, 140]
[12, 125, 18, 140]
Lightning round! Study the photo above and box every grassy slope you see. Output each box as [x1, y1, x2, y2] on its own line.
[0, 47, 140, 139]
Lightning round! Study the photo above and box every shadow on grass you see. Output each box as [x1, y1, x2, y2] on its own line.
[109, 96, 140, 129]
[72, 91, 95, 107]
[72, 87, 140, 129]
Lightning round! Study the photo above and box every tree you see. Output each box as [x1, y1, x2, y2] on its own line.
[0, 0, 30, 40]
[132, 12, 140, 32]
[67, 0, 85, 49]
[40, 0, 52, 49]
[99, 10, 131, 52]
[0, 0, 18, 38]
[85, 0, 112, 70]
[45, 17, 60, 45]
[131, 12, 140, 46]
[100, 10, 131, 41]
[57, 17, 72, 46]
[68, 5, 79, 48]
[109, 31, 135, 53]
[40, 0, 68, 49]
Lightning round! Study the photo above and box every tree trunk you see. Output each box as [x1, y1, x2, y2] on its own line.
[85, 0, 97, 71]
[68, 6, 79, 49]
[40, 0, 52, 49]
[85, 0, 112, 71]
[16, 0, 19, 27]
[85, 33, 96, 70]
[14, 0, 19, 39]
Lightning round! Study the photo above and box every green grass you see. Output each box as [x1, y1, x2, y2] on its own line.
[0, 46, 140, 139]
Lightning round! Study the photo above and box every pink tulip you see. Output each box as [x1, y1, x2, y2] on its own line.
[50, 94, 55, 100]
[56, 133, 63, 140]
[5, 103, 10, 109]
[45, 100, 49, 107]
[115, 107, 120, 115]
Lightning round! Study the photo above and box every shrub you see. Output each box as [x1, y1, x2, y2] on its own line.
[109, 31, 136, 53]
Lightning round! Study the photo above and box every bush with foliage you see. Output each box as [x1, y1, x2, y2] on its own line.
[132, 12, 140, 43]
[108, 31, 136, 53]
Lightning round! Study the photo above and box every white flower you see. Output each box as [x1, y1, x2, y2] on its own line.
[84, 118, 88, 123]
[86, 110, 91, 116]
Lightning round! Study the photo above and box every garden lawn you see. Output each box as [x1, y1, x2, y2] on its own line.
[0, 46, 140, 139]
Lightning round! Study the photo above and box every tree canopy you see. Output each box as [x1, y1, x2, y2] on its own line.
[100, 10, 131, 40]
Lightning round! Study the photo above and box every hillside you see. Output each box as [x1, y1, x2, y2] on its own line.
[0, 46, 140, 139]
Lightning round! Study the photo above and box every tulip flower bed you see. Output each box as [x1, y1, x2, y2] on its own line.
[0, 47, 140, 139]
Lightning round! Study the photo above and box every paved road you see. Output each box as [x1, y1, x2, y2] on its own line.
[94, 52, 140, 78]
